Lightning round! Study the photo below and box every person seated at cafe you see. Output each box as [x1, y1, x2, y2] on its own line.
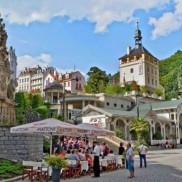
[107, 150, 115, 157]
[59, 150, 65, 159]
[68, 150, 80, 167]
[65, 149, 71, 159]
[85, 152, 93, 166]
[53, 140, 62, 155]
[74, 141, 80, 149]
[68, 142, 73, 150]
[78, 149, 86, 161]
[68, 150, 80, 162]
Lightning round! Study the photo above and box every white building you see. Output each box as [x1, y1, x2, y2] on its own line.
[16, 66, 56, 95]
[119, 22, 163, 96]
[58, 71, 85, 94]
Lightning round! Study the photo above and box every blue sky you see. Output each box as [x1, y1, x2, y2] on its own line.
[1, 0, 182, 78]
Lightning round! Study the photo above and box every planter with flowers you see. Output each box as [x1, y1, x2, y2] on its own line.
[45, 155, 67, 182]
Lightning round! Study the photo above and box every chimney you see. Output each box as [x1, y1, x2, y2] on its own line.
[127, 46, 131, 55]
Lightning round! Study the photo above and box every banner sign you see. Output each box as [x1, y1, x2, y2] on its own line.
[82, 115, 106, 128]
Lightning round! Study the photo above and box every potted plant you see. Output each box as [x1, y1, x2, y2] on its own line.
[45, 155, 67, 182]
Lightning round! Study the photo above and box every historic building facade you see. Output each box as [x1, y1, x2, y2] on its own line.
[16, 66, 56, 95]
[119, 22, 164, 98]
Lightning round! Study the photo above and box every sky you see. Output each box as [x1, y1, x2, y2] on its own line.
[1, 0, 182, 78]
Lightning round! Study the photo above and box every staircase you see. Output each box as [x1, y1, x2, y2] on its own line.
[97, 135, 128, 154]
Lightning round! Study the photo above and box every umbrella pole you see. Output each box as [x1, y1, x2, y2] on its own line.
[50, 134, 53, 155]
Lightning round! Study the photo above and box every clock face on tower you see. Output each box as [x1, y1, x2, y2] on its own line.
[139, 58, 143, 75]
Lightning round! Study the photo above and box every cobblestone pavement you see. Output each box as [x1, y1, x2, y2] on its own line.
[16, 149, 182, 182]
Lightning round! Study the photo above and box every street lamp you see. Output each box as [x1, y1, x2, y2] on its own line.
[62, 81, 65, 121]
[175, 121, 177, 148]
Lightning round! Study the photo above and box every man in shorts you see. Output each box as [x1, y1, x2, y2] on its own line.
[126, 143, 135, 178]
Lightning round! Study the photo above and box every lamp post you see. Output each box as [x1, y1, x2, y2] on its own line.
[175, 121, 177, 148]
[137, 104, 139, 118]
[62, 81, 65, 121]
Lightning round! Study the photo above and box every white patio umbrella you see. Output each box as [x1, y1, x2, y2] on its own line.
[75, 123, 115, 137]
[10, 118, 89, 154]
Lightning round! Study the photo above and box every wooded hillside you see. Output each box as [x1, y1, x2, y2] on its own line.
[159, 50, 182, 100]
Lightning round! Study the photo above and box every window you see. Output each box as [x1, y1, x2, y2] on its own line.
[148, 77, 150, 83]
[121, 104, 123, 108]
[107, 102, 110, 106]
[147, 67, 149, 72]
[114, 103, 117, 107]
[152, 79, 154, 85]
[75, 83, 78, 89]
[155, 80, 157, 86]
[79, 84, 81, 88]
[171, 114, 174, 120]
[130, 68, 133, 73]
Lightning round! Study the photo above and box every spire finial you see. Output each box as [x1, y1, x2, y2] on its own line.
[134, 20, 142, 47]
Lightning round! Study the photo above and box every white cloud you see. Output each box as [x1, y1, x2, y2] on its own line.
[17, 53, 87, 78]
[17, 53, 52, 74]
[149, 0, 182, 39]
[0, 0, 172, 34]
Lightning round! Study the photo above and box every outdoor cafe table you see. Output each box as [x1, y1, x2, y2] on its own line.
[99, 158, 108, 167]
[80, 161, 89, 172]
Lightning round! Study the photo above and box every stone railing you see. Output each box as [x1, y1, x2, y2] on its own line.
[151, 139, 176, 145]
[98, 135, 128, 148]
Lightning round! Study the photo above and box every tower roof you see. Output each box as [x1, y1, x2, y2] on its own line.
[119, 22, 158, 60]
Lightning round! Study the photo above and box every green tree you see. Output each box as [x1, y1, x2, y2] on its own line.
[153, 131, 163, 140]
[32, 94, 43, 109]
[130, 117, 149, 142]
[105, 84, 125, 94]
[15, 92, 31, 108]
[114, 128, 124, 139]
[85, 67, 110, 93]
[154, 88, 163, 97]
[159, 50, 182, 100]
[34, 106, 49, 119]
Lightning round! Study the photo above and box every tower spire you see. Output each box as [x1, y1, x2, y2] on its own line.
[134, 20, 142, 48]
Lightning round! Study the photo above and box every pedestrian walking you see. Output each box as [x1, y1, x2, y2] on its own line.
[138, 142, 148, 168]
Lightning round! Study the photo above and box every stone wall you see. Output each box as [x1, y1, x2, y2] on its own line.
[0, 126, 43, 161]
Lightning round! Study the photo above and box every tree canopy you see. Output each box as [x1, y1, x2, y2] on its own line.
[14, 92, 48, 124]
[130, 117, 150, 142]
[84, 67, 110, 93]
[159, 50, 182, 100]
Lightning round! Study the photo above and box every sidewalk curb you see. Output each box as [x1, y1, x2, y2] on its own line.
[0, 175, 22, 182]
